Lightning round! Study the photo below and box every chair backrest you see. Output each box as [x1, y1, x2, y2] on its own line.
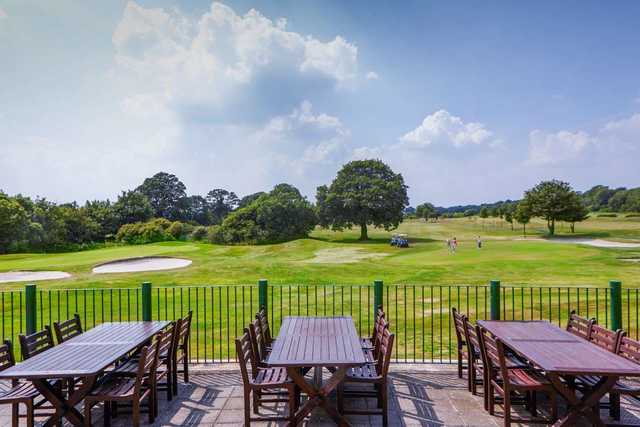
[235, 329, 255, 387]
[256, 307, 273, 344]
[19, 326, 55, 360]
[617, 336, 640, 365]
[462, 317, 481, 361]
[375, 327, 395, 377]
[248, 318, 268, 364]
[452, 307, 467, 350]
[373, 318, 390, 360]
[566, 310, 593, 340]
[53, 313, 83, 343]
[159, 321, 177, 361]
[177, 310, 193, 350]
[589, 323, 624, 353]
[0, 340, 16, 372]
[135, 332, 162, 394]
[477, 325, 502, 383]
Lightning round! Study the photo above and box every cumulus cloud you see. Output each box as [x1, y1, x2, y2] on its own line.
[527, 130, 594, 165]
[111, 1, 360, 114]
[399, 110, 494, 148]
[365, 71, 379, 80]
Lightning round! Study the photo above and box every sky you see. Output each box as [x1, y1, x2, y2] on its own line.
[1, 0, 639, 207]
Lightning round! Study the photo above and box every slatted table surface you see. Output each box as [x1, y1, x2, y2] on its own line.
[267, 316, 366, 367]
[0, 321, 168, 379]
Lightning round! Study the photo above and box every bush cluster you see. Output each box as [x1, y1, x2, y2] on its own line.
[115, 218, 191, 244]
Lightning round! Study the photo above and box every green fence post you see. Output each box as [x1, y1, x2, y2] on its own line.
[610, 280, 622, 331]
[374, 280, 384, 318]
[142, 282, 152, 321]
[490, 280, 501, 320]
[259, 279, 268, 313]
[25, 284, 37, 335]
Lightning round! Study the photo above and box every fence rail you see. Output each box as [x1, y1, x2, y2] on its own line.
[0, 280, 635, 363]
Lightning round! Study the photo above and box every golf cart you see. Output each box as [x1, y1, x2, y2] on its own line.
[390, 233, 409, 248]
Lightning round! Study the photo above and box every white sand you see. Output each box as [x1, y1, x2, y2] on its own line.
[303, 248, 389, 264]
[0, 271, 71, 283]
[545, 238, 640, 248]
[92, 257, 192, 274]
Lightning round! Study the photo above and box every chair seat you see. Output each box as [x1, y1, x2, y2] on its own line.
[578, 375, 640, 394]
[252, 367, 289, 387]
[506, 369, 550, 390]
[346, 364, 381, 382]
[363, 348, 376, 363]
[361, 337, 373, 349]
[86, 377, 136, 401]
[0, 382, 40, 403]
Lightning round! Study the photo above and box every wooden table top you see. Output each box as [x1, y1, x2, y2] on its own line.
[478, 320, 640, 376]
[0, 321, 168, 379]
[266, 316, 366, 367]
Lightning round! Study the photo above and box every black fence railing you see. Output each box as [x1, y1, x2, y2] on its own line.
[0, 281, 634, 363]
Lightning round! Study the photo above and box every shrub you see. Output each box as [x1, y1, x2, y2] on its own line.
[115, 218, 174, 244]
[207, 225, 223, 244]
[167, 221, 186, 239]
[190, 226, 208, 241]
[597, 213, 617, 218]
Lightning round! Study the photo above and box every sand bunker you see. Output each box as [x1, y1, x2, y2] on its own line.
[545, 238, 640, 248]
[92, 257, 192, 274]
[303, 248, 389, 264]
[0, 271, 71, 283]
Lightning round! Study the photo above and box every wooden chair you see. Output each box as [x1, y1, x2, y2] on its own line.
[0, 340, 55, 427]
[479, 325, 557, 426]
[53, 314, 83, 344]
[248, 318, 270, 367]
[83, 333, 162, 427]
[19, 326, 55, 360]
[256, 307, 275, 349]
[462, 317, 484, 397]
[361, 305, 385, 350]
[589, 323, 624, 353]
[236, 329, 296, 426]
[113, 321, 179, 404]
[609, 335, 640, 420]
[337, 327, 395, 426]
[363, 316, 389, 364]
[452, 307, 468, 379]
[566, 310, 594, 340]
[173, 310, 192, 394]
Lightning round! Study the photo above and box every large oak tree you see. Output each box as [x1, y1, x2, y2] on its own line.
[316, 159, 409, 240]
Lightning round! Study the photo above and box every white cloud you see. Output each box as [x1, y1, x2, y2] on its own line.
[527, 130, 593, 165]
[601, 113, 640, 148]
[111, 1, 360, 112]
[365, 71, 379, 80]
[399, 110, 494, 148]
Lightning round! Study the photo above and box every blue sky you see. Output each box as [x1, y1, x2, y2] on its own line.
[1, 0, 639, 206]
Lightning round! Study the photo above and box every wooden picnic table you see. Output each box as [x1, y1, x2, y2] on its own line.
[266, 316, 366, 426]
[0, 321, 168, 427]
[478, 320, 640, 427]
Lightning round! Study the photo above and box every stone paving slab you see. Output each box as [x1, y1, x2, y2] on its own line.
[1, 364, 640, 426]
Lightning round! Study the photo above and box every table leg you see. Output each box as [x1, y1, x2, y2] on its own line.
[287, 366, 350, 426]
[548, 374, 617, 427]
[33, 376, 97, 427]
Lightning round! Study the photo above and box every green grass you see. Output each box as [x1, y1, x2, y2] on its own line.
[1, 216, 639, 289]
[1, 216, 639, 362]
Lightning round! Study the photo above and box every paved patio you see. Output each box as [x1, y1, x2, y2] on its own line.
[2, 364, 640, 426]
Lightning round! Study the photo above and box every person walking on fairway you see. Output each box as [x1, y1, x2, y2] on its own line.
[446, 239, 451, 253]
[452, 237, 457, 253]
[477, 236, 482, 249]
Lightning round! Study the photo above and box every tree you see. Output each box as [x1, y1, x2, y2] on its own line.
[514, 201, 531, 237]
[205, 189, 240, 224]
[316, 160, 409, 240]
[503, 204, 515, 230]
[113, 191, 153, 226]
[84, 200, 118, 237]
[0, 193, 29, 253]
[416, 202, 436, 221]
[479, 207, 489, 219]
[562, 194, 589, 233]
[523, 180, 578, 236]
[238, 192, 266, 209]
[137, 172, 187, 220]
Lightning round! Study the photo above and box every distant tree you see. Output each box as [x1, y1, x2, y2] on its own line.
[84, 200, 118, 237]
[238, 192, 266, 209]
[113, 191, 153, 226]
[137, 172, 187, 220]
[181, 195, 209, 225]
[0, 193, 29, 253]
[562, 194, 589, 233]
[404, 206, 416, 218]
[206, 189, 240, 224]
[514, 201, 531, 237]
[316, 160, 409, 240]
[503, 204, 515, 230]
[416, 202, 436, 221]
[479, 207, 489, 219]
[523, 180, 578, 235]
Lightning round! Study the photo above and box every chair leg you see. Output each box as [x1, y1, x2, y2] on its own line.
[183, 349, 189, 383]
[132, 400, 140, 427]
[25, 400, 34, 427]
[84, 401, 92, 427]
[610, 392, 621, 420]
[458, 349, 463, 378]
[337, 383, 344, 414]
[381, 380, 388, 427]
[11, 403, 18, 427]
[103, 401, 112, 427]
[288, 385, 297, 426]
[503, 391, 511, 427]
[172, 359, 179, 395]
[244, 388, 251, 427]
[530, 391, 537, 417]
[550, 390, 558, 422]
[166, 363, 173, 401]
[253, 389, 260, 414]
[467, 360, 473, 392]
[488, 384, 495, 416]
